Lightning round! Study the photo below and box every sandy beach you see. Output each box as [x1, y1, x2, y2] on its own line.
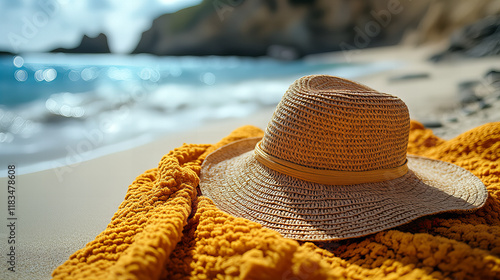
[1, 44, 500, 279]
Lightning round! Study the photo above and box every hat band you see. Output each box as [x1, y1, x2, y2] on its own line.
[254, 141, 408, 185]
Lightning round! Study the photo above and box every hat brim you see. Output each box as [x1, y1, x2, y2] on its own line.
[200, 137, 487, 241]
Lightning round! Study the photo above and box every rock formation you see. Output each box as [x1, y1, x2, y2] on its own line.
[133, 0, 432, 58]
[132, 0, 500, 58]
[51, 33, 110, 54]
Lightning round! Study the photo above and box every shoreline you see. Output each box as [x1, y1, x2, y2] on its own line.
[0, 107, 275, 280]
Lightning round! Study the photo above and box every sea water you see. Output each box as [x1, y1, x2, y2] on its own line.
[0, 53, 398, 174]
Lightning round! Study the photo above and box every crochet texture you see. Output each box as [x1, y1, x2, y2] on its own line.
[52, 121, 500, 280]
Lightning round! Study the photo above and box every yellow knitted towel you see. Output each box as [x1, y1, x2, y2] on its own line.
[52, 121, 500, 280]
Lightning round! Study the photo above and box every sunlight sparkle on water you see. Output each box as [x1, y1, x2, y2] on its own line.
[43, 68, 57, 82]
[68, 70, 80, 81]
[13, 56, 24, 68]
[34, 70, 44, 82]
[14, 70, 28, 82]
[201, 72, 216, 85]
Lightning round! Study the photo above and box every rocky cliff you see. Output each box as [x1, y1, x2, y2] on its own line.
[132, 0, 500, 58]
[51, 33, 110, 54]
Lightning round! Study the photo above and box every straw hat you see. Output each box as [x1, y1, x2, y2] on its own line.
[199, 75, 487, 241]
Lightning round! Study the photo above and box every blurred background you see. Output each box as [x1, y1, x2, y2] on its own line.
[1, 0, 499, 174]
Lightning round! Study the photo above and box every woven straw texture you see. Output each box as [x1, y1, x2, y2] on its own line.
[261, 75, 409, 171]
[52, 122, 500, 280]
[201, 140, 485, 241]
[200, 75, 486, 241]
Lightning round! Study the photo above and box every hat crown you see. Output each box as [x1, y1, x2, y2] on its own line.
[260, 75, 410, 172]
